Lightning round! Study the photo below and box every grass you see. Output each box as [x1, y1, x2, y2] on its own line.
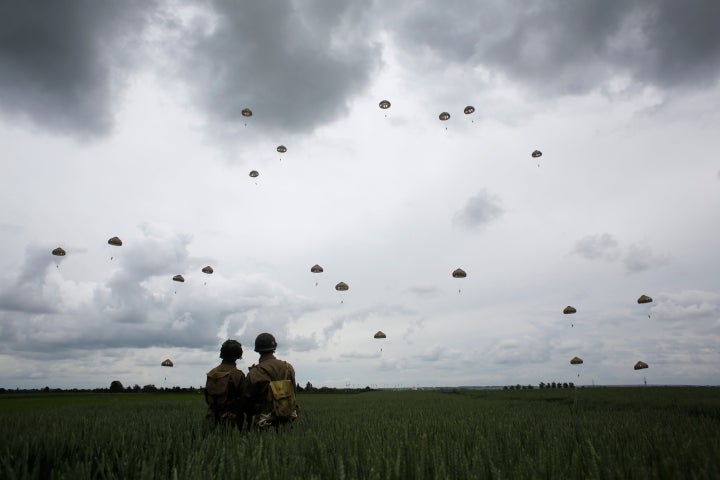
[1, 387, 718, 479]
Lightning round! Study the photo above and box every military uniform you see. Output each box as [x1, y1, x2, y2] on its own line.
[205, 361, 246, 429]
[243, 355, 297, 425]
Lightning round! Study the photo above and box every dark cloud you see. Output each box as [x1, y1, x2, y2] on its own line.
[389, 0, 720, 94]
[175, 0, 381, 137]
[452, 189, 503, 231]
[572, 233, 621, 261]
[0, 0, 159, 138]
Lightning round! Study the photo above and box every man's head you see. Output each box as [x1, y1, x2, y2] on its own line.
[254, 332, 277, 353]
[220, 339, 243, 361]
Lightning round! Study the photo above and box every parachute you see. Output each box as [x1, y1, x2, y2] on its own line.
[51, 247, 66, 256]
[249, 170, 259, 178]
[439, 112, 450, 121]
[201, 266, 213, 285]
[452, 268, 466, 293]
[634, 361, 649, 370]
[452, 268, 467, 278]
[531, 150, 542, 158]
[563, 306, 577, 327]
[637, 295, 653, 304]
[107, 236, 122, 260]
[161, 359, 174, 367]
[637, 294, 653, 318]
[173, 275, 185, 282]
[241, 108, 252, 127]
[379, 100, 391, 110]
[277, 145, 287, 153]
[311, 264, 323, 286]
[374, 330, 386, 353]
[570, 356, 583, 365]
[463, 106, 475, 115]
[335, 282, 349, 303]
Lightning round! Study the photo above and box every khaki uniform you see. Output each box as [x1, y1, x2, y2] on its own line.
[205, 361, 246, 429]
[242, 355, 297, 424]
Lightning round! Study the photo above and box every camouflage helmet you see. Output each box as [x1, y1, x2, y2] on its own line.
[254, 333, 277, 353]
[220, 339, 243, 360]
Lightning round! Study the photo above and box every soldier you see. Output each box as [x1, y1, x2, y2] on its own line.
[243, 333, 300, 429]
[205, 339, 246, 430]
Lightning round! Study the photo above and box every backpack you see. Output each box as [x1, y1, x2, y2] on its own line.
[268, 379, 297, 422]
[206, 370, 234, 411]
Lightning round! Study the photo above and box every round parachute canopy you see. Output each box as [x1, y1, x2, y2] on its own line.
[563, 306, 577, 314]
[463, 105, 475, 115]
[439, 112, 450, 121]
[379, 100, 391, 109]
[531, 150, 543, 158]
[241, 108, 253, 117]
[161, 359, 174, 367]
[249, 170, 259, 178]
[634, 361, 649, 370]
[335, 282, 349, 291]
[311, 264, 324, 273]
[172, 274, 185, 283]
[51, 247, 66, 256]
[570, 356, 583, 365]
[202, 266, 214, 274]
[374, 331, 386, 339]
[107, 236, 122, 246]
[452, 268, 467, 278]
[637, 294, 653, 304]
[277, 145, 287, 153]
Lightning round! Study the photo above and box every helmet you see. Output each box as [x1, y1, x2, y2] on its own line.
[254, 333, 277, 353]
[220, 339, 243, 360]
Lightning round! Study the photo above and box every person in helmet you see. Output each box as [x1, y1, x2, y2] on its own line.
[242, 333, 299, 429]
[204, 339, 246, 430]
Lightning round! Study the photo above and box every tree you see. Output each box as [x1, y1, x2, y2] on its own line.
[109, 380, 124, 393]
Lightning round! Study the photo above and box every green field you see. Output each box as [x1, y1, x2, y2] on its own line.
[1, 387, 719, 479]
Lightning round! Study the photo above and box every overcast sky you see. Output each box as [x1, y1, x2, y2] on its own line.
[1, 0, 719, 389]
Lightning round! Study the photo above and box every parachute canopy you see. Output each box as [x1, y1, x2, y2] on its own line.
[570, 356, 583, 365]
[161, 359, 173, 367]
[277, 145, 287, 153]
[532, 150, 542, 158]
[107, 236, 122, 246]
[374, 331, 386, 339]
[172, 274, 185, 282]
[637, 294, 653, 304]
[379, 100, 391, 109]
[463, 105, 475, 115]
[634, 361, 649, 370]
[241, 108, 253, 117]
[249, 170, 259, 178]
[452, 268, 467, 278]
[335, 282, 349, 291]
[310, 264, 324, 273]
[51, 247, 66, 256]
[439, 112, 450, 121]
[563, 306, 577, 314]
[201, 266, 214, 274]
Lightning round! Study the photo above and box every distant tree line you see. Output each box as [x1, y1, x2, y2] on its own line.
[0, 380, 377, 395]
[502, 382, 576, 390]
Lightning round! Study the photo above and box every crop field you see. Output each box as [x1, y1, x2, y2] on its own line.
[1, 387, 719, 479]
